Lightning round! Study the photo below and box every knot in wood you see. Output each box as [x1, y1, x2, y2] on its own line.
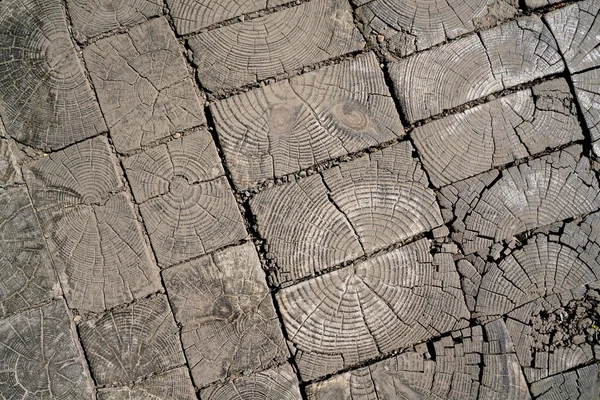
[169, 175, 192, 197]
[332, 101, 370, 131]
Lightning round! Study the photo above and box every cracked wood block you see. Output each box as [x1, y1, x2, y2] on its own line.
[572, 68, 600, 157]
[0, 187, 58, 317]
[188, 0, 365, 92]
[389, 16, 564, 122]
[459, 212, 600, 320]
[84, 17, 205, 153]
[354, 0, 518, 57]
[23, 136, 162, 312]
[437, 145, 600, 255]
[97, 367, 196, 400]
[524, 0, 561, 9]
[306, 319, 530, 399]
[0, 0, 107, 151]
[67, 0, 162, 42]
[278, 238, 470, 380]
[413, 79, 583, 187]
[545, 0, 600, 73]
[79, 295, 185, 385]
[251, 142, 442, 282]
[0, 300, 94, 399]
[212, 52, 404, 190]
[0, 139, 21, 187]
[506, 286, 599, 384]
[123, 130, 246, 267]
[163, 243, 287, 387]
[199, 364, 302, 400]
[166, 0, 289, 35]
[530, 363, 600, 400]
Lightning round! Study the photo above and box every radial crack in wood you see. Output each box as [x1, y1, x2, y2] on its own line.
[545, 0, 600, 73]
[530, 363, 600, 399]
[353, 0, 518, 57]
[389, 16, 563, 123]
[437, 145, 600, 255]
[0, 187, 58, 317]
[211, 52, 404, 190]
[67, 0, 162, 42]
[166, 0, 290, 35]
[278, 238, 470, 380]
[187, 0, 365, 92]
[306, 319, 530, 399]
[84, 17, 205, 153]
[23, 137, 162, 312]
[572, 68, 600, 157]
[97, 367, 196, 400]
[0, 0, 107, 151]
[0, 139, 22, 187]
[199, 364, 302, 400]
[163, 243, 287, 387]
[0, 300, 94, 399]
[413, 79, 582, 187]
[79, 295, 185, 385]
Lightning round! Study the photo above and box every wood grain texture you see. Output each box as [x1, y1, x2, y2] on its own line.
[166, 0, 289, 35]
[67, 0, 162, 42]
[0, 300, 94, 399]
[0, 0, 107, 151]
[97, 367, 196, 400]
[278, 238, 469, 380]
[199, 364, 302, 400]
[306, 320, 530, 400]
[0, 139, 21, 187]
[572, 68, 600, 157]
[211, 52, 404, 190]
[413, 79, 583, 187]
[163, 243, 287, 387]
[188, 0, 364, 92]
[251, 142, 441, 282]
[354, 0, 518, 57]
[79, 295, 185, 385]
[459, 212, 600, 320]
[389, 16, 563, 122]
[545, 0, 600, 73]
[530, 363, 599, 400]
[0, 187, 58, 317]
[23, 137, 162, 312]
[84, 18, 205, 153]
[437, 146, 600, 255]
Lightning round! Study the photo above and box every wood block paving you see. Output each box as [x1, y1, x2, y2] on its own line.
[0, 0, 599, 398]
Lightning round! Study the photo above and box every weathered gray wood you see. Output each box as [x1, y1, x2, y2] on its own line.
[84, 17, 205, 153]
[199, 364, 302, 400]
[0, 139, 21, 187]
[545, 0, 600, 73]
[0, 0, 107, 151]
[437, 145, 600, 255]
[278, 238, 469, 380]
[251, 142, 442, 282]
[123, 129, 224, 203]
[354, 0, 518, 57]
[163, 243, 287, 387]
[188, 0, 365, 92]
[413, 79, 583, 187]
[572, 68, 600, 157]
[389, 16, 563, 122]
[97, 367, 196, 400]
[306, 320, 530, 400]
[321, 143, 443, 254]
[79, 295, 185, 385]
[67, 0, 162, 42]
[212, 52, 404, 190]
[0, 187, 58, 317]
[166, 0, 289, 35]
[23, 137, 162, 312]
[506, 287, 598, 383]
[0, 300, 94, 399]
[530, 363, 599, 400]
